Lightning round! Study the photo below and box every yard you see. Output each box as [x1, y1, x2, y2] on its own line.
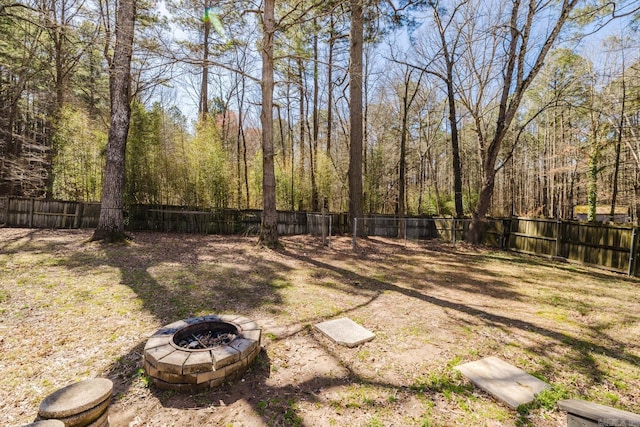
[1, 228, 639, 426]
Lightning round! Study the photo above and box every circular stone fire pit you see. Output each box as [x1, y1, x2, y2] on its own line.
[143, 314, 261, 391]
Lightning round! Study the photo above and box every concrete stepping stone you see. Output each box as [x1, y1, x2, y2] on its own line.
[558, 399, 640, 426]
[315, 317, 375, 347]
[38, 378, 113, 427]
[23, 421, 65, 427]
[455, 356, 550, 408]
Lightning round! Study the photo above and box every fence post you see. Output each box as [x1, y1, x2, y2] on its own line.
[555, 219, 561, 258]
[321, 208, 327, 247]
[628, 227, 638, 277]
[452, 219, 456, 246]
[4, 197, 9, 225]
[352, 218, 357, 251]
[501, 218, 510, 250]
[404, 218, 407, 246]
[74, 202, 84, 229]
[29, 198, 35, 228]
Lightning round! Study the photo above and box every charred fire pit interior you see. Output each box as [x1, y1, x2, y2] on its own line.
[172, 321, 238, 350]
[143, 314, 262, 391]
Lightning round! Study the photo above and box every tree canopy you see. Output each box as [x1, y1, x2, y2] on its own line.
[2, 0, 640, 229]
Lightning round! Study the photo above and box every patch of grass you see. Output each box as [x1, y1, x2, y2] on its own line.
[283, 400, 303, 426]
[517, 385, 570, 425]
[0, 288, 9, 304]
[135, 368, 152, 388]
[362, 417, 385, 427]
[270, 278, 292, 289]
[410, 367, 472, 400]
[357, 349, 371, 362]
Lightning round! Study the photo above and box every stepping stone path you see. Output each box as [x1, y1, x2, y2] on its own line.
[314, 317, 375, 347]
[455, 356, 550, 408]
[37, 378, 113, 427]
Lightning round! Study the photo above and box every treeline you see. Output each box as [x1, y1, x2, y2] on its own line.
[1, 1, 640, 222]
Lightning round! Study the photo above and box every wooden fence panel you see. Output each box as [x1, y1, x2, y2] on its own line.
[509, 218, 557, 257]
[6, 198, 33, 227]
[277, 211, 307, 235]
[79, 203, 100, 228]
[561, 221, 632, 273]
[0, 197, 6, 224]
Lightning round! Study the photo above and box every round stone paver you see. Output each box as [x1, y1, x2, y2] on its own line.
[38, 378, 113, 419]
[23, 421, 65, 427]
[52, 397, 110, 427]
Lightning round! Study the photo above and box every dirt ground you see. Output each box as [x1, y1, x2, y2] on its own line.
[2, 228, 640, 426]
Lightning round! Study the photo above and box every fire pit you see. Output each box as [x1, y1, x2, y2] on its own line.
[143, 314, 261, 391]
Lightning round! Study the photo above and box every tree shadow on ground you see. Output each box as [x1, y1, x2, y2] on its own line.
[16, 230, 637, 426]
[61, 233, 292, 323]
[275, 246, 640, 385]
[299, 235, 527, 302]
[103, 325, 478, 427]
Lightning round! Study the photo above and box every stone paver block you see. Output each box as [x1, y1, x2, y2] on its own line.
[195, 368, 227, 384]
[144, 335, 171, 350]
[38, 378, 113, 419]
[144, 344, 175, 367]
[153, 320, 188, 336]
[315, 317, 375, 347]
[229, 338, 258, 355]
[233, 316, 251, 325]
[242, 329, 261, 342]
[210, 345, 240, 369]
[455, 356, 550, 408]
[219, 314, 241, 323]
[157, 350, 190, 375]
[239, 321, 260, 331]
[182, 351, 214, 375]
[151, 377, 210, 392]
[153, 370, 199, 385]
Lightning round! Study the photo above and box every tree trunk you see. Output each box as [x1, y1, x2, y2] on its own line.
[258, 0, 279, 247]
[236, 76, 246, 208]
[432, 5, 463, 218]
[297, 57, 305, 211]
[91, 0, 136, 242]
[610, 75, 625, 221]
[348, 0, 364, 234]
[310, 21, 319, 211]
[199, 1, 211, 117]
[326, 14, 334, 159]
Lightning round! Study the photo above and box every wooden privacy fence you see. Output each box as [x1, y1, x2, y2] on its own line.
[507, 217, 639, 275]
[1, 197, 638, 276]
[0, 197, 339, 236]
[0, 197, 101, 229]
[127, 205, 311, 236]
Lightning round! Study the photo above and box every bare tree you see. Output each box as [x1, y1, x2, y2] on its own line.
[463, 0, 580, 242]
